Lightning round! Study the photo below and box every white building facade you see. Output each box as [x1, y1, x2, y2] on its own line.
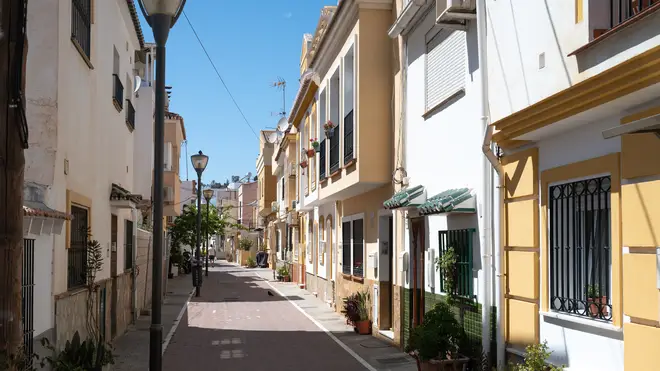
[24, 0, 147, 346]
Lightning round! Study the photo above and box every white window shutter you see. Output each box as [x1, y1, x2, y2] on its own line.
[425, 29, 466, 112]
[164, 142, 172, 171]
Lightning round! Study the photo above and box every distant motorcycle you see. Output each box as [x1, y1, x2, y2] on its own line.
[181, 251, 192, 274]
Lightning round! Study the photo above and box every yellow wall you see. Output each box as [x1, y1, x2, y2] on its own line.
[501, 148, 540, 348]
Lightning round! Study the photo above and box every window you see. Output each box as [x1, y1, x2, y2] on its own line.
[343, 45, 355, 164]
[71, 0, 92, 61]
[341, 215, 364, 277]
[68, 205, 89, 289]
[549, 176, 612, 321]
[281, 178, 285, 201]
[425, 29, 466, 112]
[319, 216, 325, 265]
[438, 229, 475, 299]
[329, 72, 340, 174]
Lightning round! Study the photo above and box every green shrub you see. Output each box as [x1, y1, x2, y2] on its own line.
[239, 238, 253, 251]
[509, 341, 564, 371]
[405, 301, 463, 362]
[246, 256, 257, 268]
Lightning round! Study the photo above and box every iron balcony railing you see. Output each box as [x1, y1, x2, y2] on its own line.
[610, 0, 657, 28]
[71, 0, 92, 59]
[68, 206, 88, 290]
[344, 109, 354, 165]
[126, 99, 136, 130]
[329, 133, 340, 175]
[438, 229, 475, 299]
[549, 176, 612, 322]
[113, 74, 124, 110]
[319, 139, 327, 180]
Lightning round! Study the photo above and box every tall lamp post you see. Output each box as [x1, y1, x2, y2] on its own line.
[191, 151, 209, 297]
[203, 189, 214, 276]
[136, 1, 186, 370]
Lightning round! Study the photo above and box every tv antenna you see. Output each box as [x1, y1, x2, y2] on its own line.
[271, 77, 286, 117]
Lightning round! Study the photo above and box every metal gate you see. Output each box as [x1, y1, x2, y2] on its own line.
[22, 238, 35, 367]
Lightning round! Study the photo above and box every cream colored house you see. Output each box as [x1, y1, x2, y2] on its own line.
[24, 0, 147, 346]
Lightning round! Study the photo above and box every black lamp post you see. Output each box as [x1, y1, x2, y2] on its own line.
[191, 151, 209, 297]
[136, 1, 186, 370]
[203, 188, 214, 276]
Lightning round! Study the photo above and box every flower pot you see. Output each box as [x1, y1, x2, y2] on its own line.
[588, 296, 608, 317]
[325, 127, 335, 138]
[306, 149, 315, 158]
[409, 351, 469, 371]
[284, 275, 291, 282]
[355, 320, 370, 335]
[300, 162, 308, 169]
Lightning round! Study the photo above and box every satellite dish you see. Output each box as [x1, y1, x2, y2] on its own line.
[276, 117, 289, 132]
[246, 172, 252, 180]
[266, 131, 279, 143]
[133, 76, 142, 93]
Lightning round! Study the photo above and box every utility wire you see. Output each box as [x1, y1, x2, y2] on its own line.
[182, 11, 259, 139]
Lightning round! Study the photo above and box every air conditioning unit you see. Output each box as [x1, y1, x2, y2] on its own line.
[436, 0, 476, 28]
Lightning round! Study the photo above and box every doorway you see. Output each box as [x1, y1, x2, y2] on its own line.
[377, 214, 394, 333]
[408, 218, 426, 329]
[110, 215, 118, 339]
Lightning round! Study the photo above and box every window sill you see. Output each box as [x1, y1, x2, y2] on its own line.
[422, 89, 465, 120]
[329, 169, 341, 179]
[71, 38, 94, 70]
[343, 158, 357, 169]
[341, 273, 364, 283]
[540, 311, 622, 333]
[113, 98, 123, 112]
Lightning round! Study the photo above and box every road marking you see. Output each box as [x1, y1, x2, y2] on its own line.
[265, 280, 377, 371]
[162, 287, 195, 355]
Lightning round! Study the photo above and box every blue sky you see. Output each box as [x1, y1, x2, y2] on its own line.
[137, 0, 330, 184]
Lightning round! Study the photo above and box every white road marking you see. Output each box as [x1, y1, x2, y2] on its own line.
[162, 288, 195, 355]
[265, 280, 377, 371]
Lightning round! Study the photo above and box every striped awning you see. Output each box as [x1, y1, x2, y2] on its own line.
[383, 185, 426, 209]
[418, 188, 475, 216]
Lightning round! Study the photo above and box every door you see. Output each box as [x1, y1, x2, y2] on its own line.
[378, 215, 394, 331]
[410, 218, 426, 327]
[125, 220, 135, 322]
[110, 215, 118, 338]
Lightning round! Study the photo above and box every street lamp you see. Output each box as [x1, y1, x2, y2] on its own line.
[191, 150, 209, 298]
[136, 1, 186, 370]
[203, 188, 214, 276]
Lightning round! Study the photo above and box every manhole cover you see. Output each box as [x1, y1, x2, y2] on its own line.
[374, 355, 415, 365]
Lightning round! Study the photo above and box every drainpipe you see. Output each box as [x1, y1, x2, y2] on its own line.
[131, 207, 138, 324]
[477, 0, 505, 367]
[476, 0, 493, 362]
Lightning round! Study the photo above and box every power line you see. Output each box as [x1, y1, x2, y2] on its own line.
[182, 11, 259, 139]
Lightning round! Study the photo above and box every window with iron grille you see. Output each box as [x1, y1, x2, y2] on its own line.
[329, 135, 340, 175]
[549, 175, 612, 322]
[438, 229, 475, 299]
[71, 0, 92, 60]
[343, 110, 354, 164]
[125, 220, 134, 270]
[22, 238, 35, 368]
[319, 139, 326, 180]
[342, 221, 351, 274]
[68, 205, 89, 289]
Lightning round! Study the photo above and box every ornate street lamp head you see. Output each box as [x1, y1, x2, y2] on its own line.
[137, 0, 187, 27]
[191, 150, 209, 176]
[203, 189, 214, 202]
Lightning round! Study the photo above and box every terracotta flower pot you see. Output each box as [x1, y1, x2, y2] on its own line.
[588, 296, 608, 317]
[355, 320, 370, 335]
[306, 149, 315, 158]
[284, 275, 291, 282]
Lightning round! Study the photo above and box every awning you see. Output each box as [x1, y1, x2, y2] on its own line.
[418, 188, 476, 216]
[110, 183, 142, 209]
[383, 185, 426, 209]
[23, 200, 71, 236]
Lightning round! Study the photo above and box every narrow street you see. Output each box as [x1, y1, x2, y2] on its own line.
[162, 262, 383, 371]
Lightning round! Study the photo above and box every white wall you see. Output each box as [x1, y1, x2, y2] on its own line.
[486, 0, 660, 123]
[30, 234, 54, 336]
[25, 0, 143, 294]
[316, 202, 336, 280]
[402, 11, 484, 294]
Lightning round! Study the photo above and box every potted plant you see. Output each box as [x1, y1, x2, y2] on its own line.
[405, 301, 469, 371]
[277, 266, 290, 282]
[239, 238, 253, 251]
[436, 246, 459, 304]
[341, 291, 371, 334]
[299, 160, 308, 169]
[309, 138, 320, 154]
[586, 284, 607, 317]
[246, 256, 257, 268]
[323, 120, 335, 138]
[509, 341, 565, 371]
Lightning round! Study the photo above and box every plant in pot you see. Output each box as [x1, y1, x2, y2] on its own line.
[509, 341, 565, 371]
[323, 120, 335, 138]
[435, 246, 459, 305]
[277, 266, 290, 282]
[341, 291, 371, 334]
[405, 301, 468, 371]
[239, 238, 253, 252]
[246, 256, 257, 268]
[299, 160, 308, 169]
[586, 284, 607, 317]
[309, 138, 320, 155]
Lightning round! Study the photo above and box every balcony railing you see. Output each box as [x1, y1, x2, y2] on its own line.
[329, 134, 340, 175]
[71, 0, 91, 59]
[610, 0, 657, 28]
[319, 139, 326, 180]
[344, 110, 354, 165]
[126, 99, 136, 130]
[113, 74, 124, 110]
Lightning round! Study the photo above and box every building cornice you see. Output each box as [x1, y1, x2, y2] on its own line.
[126, 1, 145, 48]
[165, 111, 187, 140]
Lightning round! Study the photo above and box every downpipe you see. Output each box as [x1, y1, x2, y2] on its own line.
[477, 0, 505, 365]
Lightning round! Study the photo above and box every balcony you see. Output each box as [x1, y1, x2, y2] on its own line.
[125, 99, 135, 131]
[112, 74, 124, 111]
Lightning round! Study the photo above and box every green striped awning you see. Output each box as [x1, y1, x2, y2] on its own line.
[383, 185, 425, 209]
[418, 188, 475, 216]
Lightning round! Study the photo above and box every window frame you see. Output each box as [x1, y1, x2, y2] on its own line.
[423, 28, 466, 115]
[71, 0, 94, 68]
[341, 213, 365, 277]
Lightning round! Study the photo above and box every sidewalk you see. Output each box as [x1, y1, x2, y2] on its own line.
[113, 274, 194, 371]
[233, 262, 418, 371]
